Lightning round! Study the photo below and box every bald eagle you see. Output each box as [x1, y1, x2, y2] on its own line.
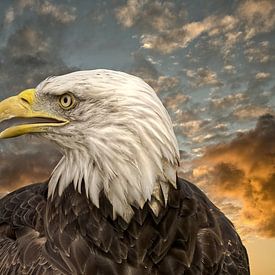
[0, 70, 249, 274]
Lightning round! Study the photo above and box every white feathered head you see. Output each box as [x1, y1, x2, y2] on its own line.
[0, 70, 179, 221]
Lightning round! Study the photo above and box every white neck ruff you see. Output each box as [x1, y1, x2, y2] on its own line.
[41, 70, 180, 222]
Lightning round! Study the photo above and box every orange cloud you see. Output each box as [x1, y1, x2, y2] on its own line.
[182, 114, 275, 238]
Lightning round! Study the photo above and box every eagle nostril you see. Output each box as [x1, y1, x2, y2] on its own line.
[20, 97, 30, 104]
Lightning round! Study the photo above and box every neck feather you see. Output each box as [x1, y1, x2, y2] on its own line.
[46, 72, 180, 222]
[48, 131, 179, 222]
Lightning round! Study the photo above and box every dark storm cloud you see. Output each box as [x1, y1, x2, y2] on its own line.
[0, 1, 78, 100]
[187, 114, 275, 237]
[0, 1, 77, 192]
[0, 26, 73, 98]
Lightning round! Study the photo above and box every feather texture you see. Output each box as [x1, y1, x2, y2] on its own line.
[0, 70, 249, 274]
[38, 70, 180, 220]
[0, 178, 249, 274]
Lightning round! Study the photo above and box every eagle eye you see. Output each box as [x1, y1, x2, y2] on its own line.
[59, 93, 75, 110]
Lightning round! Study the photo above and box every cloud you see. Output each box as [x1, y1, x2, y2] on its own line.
[184, 67, 223, 88]
[232, 105, 274, 120]
[116, 0, 275, 60]
[244, 41, 275, 64]
[139, 15, 240, 54]
[255, 72, 271, 80]
[0, 5, 77, 100]
[116, 1, 239, 54]
[141, 16, 227, 54]
[185, 114, 275, 237]
[0, 0, 273, 242]
[179, 119, 210, 138]
[141, 18, 210, 52]
[223, 64, 236, 74]
[0, 139, 60, 192]
[4, 0, 77, 26]
[0, 26, 74, 100]
[163, 93, 190, 112]
[174, 108, 199, 123]
[115, 0, 182, 31]
[237, 0, 275, 40]
[4, 7, 15, 25]
[205, 81, 274, 126]
[129, 8, 242, 55]
[39, 1, 77, 24]
[129, 52, 181, 94]
[147, 75, 180, 93]
[129, 52, 159, 79]
[0, 2, 77, 194]
[208, 93, 248, 110]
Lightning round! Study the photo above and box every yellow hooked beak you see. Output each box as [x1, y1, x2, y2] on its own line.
[0, 89, 69, 139]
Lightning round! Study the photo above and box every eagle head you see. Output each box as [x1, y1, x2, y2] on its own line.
[0, 70, 179, 221]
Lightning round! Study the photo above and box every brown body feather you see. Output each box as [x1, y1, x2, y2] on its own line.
[0, 178, 249, 274]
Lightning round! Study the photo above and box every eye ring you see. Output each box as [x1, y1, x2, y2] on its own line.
[59, 93, 75, 110]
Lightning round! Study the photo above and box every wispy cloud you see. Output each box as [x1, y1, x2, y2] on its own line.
[116, 0, 182, 31]
[163, 93, 190, 112]
[4, 0, 77, 26]
[255, 72, 271, 81]
[223, 64, 236, 74]
[209, 92, 248, 110]
[232, 105, 274, 120]
[237, 0, 275, 40]
[184, 67, 223, 88]
[116, 0, 275, 64]
[139, 15, 239, 54]
[244, 41, 274, 64]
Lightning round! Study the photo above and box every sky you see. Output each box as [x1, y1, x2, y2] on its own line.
[0, 0, 274, 274]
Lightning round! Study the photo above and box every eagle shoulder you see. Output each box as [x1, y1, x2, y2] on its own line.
[0, 179, 250, 275]
[0, 183, 65, 275]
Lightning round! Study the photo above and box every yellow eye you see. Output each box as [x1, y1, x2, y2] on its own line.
[59, 93, 75, 109]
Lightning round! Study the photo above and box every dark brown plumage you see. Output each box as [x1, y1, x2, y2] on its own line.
[0, 177, 249, 275]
